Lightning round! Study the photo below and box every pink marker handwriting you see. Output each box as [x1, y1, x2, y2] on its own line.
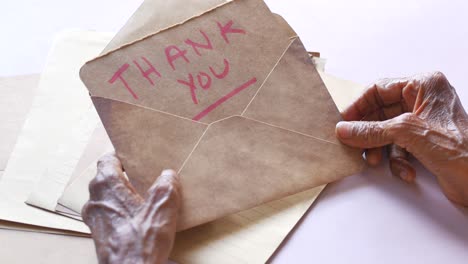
[107, 20, 254, 120]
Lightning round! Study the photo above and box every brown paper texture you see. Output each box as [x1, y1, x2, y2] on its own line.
[80, 0, 364, 231]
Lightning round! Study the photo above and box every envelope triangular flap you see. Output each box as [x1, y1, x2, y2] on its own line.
[177, 116, 363, 229]
[242, 38, 341, 143]
[80, 0, 294, 124]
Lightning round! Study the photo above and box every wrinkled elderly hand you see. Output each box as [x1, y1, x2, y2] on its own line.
[335, 72, 468, 205]
[82, 153, 181, 264]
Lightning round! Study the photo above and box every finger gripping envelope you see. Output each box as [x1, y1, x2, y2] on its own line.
[80, 0, 364, 231]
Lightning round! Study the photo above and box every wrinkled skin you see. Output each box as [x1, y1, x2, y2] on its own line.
[82, 153, 180, 264]
[336, 72, 468, 205]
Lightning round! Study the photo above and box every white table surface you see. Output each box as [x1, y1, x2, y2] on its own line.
[1, 1, 468, 263]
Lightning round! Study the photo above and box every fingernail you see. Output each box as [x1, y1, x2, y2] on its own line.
[161, 170, 178, 182]
[336, 122, 353, 139]
[161, 169, 176, 177]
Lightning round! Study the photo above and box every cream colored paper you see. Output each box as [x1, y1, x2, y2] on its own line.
[0, 31, 113, 233]
[25, 105, 100, 211]
[171, 186, 324, 264]
[0, 74, 39, 175]
[0, 228, 96, 264]
[0, 220, 89, 237]
[318, 71, 364, 111]
[0, 74, 91, 236]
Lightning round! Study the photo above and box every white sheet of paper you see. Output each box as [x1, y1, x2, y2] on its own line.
[0, 31, 113, 233]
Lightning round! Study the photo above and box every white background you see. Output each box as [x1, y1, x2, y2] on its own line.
[1, 1, 468, 263]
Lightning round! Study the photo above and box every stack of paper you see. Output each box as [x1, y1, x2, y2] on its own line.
[0, 31, 112, 234]
[0, 0, 366, 263]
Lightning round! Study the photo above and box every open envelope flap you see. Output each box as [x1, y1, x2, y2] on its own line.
[177, 116, 363, 229]
[80, 0, 294, 124]
[80, 0, 364, 230]
[243, 37, 342, 143]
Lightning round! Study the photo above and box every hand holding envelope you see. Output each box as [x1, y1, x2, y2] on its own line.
[80, 0, 364, 231]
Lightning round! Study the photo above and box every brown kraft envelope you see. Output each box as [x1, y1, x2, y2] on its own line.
[80, 0, 364, 231]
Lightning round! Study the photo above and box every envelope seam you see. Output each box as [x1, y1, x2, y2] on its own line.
[91, 96, 209, 125]
[240, 37, 297, 116]
[177, 113, 339, 175]
[241, 116, 339, 146]
[177, 128, 210, 174]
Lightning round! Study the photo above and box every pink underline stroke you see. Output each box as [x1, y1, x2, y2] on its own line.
[192, 77, 257, 121]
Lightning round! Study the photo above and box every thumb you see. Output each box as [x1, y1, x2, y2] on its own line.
[335, 113, 421, 149]
[336, 120, 393, 149]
